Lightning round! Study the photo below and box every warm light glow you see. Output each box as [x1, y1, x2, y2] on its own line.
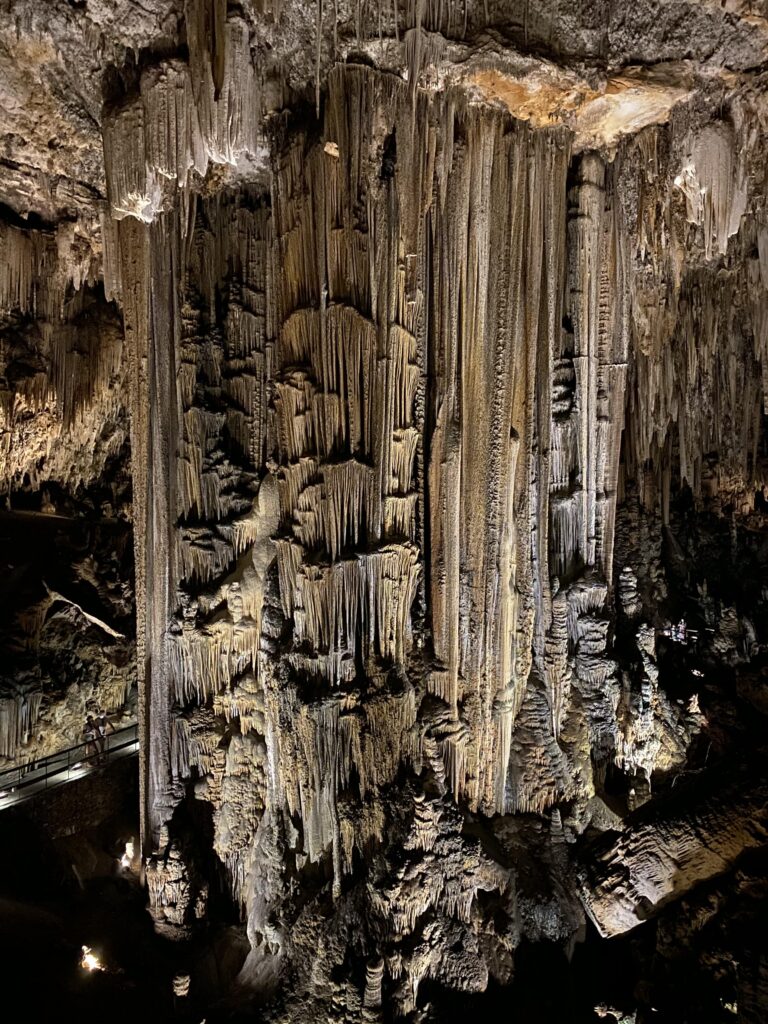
[80, 946, 104, 972]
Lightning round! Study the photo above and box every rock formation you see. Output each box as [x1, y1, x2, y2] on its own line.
[2, 0, 768, 1019]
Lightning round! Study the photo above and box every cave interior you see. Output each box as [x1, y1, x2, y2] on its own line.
[2, 1, 768, 1022]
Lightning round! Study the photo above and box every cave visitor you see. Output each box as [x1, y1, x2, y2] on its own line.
[82, 716, 98, 764]
[96, 709, 114, 757]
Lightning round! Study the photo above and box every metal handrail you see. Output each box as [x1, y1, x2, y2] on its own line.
[0, 722, 138, 799]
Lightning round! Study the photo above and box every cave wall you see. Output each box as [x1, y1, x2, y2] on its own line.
[0, 208, 136, 764]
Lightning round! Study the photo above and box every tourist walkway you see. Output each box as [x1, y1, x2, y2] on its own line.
[0, 723, 138, 810]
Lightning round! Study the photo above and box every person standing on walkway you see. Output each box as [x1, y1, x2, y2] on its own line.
[83, 716, 98, 764]
[96, 709, 113, 762]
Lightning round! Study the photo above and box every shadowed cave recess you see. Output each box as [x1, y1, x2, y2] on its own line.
[3, 0, 768, 1021]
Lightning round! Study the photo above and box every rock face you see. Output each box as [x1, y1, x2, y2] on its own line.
[578, 752, 768, 938]
[3, 0, 768, 1019]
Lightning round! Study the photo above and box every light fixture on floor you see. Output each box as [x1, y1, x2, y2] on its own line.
[80, 946, 104, 972]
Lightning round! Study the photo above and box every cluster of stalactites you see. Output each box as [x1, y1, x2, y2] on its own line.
[674, 122, 747, 263]
[269, 63, 642, 831]
[425, 94, 575, 816]
[0, 232, 127, 496]
[0, 310, 123, 430]
[102, 170, 273, 845]
[0, 693, 42, 760]
[103, 1, 259, 228]
[620, 119, 765, 512]
[177, 194, 270, 508]
[166, 191, 274, 792]
[626, 269, 765, 513]
[271, 67, 426, 694]
[268, 63, 640, 850]
[170, 614, 261, 707]
[271, 684, 418, 872]
[0, 219, 99, 320]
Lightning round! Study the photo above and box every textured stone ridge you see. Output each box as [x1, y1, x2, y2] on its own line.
[3, 0, 768, 1020]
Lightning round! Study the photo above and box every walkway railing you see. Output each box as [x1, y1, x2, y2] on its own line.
[0, 722, 138, 809]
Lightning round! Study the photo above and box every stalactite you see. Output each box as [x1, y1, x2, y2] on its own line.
[185, 1, 259, 166]
[675, 122, 747, 262]
[104, 6, 262, 228]
[627, 270, 765, 506]
[0, 221, 61, 317]
[428, 103, 570, 814]
[0, 693, 42, 760]
[0, 212, 128, 497]
[544, 587, 570, 738]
